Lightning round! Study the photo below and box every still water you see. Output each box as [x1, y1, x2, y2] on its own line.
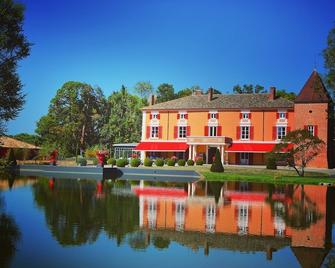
[0, 176, 335, 268]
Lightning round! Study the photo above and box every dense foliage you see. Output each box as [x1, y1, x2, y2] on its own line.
[210, 149, 224, 172]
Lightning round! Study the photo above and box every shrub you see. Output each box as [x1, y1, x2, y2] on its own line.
[144, 158, 153, 167]
[116, 158, 127, 167]
[125, 158, 129, 166]
[7, 149, 17, 167]
[178, 159, 186, 166]
[92, 158, 98, 165]
[266, 155, 277, 170]
[77, 157, 87, 166]
[187, 159, 194, 166]
[166, 158, 176, 166]
[107, 158, 116, 165]
[155, 158, 164, 167]
[130, 158, 141, 167]
[210, 148, 224, 172]
[195, 158, 204, 166]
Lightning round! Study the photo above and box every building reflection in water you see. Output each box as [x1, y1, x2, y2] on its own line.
[133, 180, 334, 265]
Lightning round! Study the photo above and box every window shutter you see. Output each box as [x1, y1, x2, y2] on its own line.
[218, 126, 222, 136]
[276, 113, 279, 119]
[185, 114, 188, 119]
[204, 126, 208, 136]
[208, 113, 210, 119]
[216, 113, 219, 119]
[286, 112, 288, 120]
[146, 126, 150, 139]
[272, 127, 277, 140]
[249, 113, 252, 120]
[177, 114, 180, 119]
[304, 125, 308, 130]
[187, 126, 191, 136]
[150, 114, 152, 119]
[174, 126, 178, 139]
[158, 126, 162, 139]
[314, 125, 318, 136]
[239, 113, 242, 119]
[157, 114, 160, 119]
[236, 126, 240, 139]
[287, 127, 291, 133]
[250, 126, 254, 140]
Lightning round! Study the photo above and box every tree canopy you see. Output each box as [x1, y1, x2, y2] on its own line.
[323, 26, 335, 96]
[233, 84, 266, 94]
[0, 0, 31, 134]
[156, 83, 175, 103]
[134, 81, 153, 100]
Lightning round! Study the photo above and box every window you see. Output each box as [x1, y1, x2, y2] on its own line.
[277, 127, 286, 140]
[237, 204, 249, 235]
[206, 204, 216, 233]
[307, 125, 314, 136]
[210, 113, 217, 119]
[209, 126, 217, 137]
[175, 201, 185, 232]
[242, 113, 249, 119]
[279, 112, 286, 119]
[151, 126, 159, 138]
[178, 126, 187, 138]
[152, 114, 159, 119]
[241, 126, 250, 140]
[180, 113, 186, 119]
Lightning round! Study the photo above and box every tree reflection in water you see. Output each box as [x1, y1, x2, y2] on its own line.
[0, 191, 21, 268]
[32, 179, 139, 246]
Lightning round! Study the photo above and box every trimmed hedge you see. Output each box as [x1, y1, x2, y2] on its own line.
[195, 159, 204, 166]
[210, 148, 224, 172]
[77, 157, 87, 166]
[107, 158, 116, 165]
[178, 159, 186, 166]
[144, 158, 153, 167]
[92, 158, 98, 165]
[130, 158, 141, 167]
[187, 159, 194, 166]
[116, 158, 127, 167]
[167, 158, 176, 166]
[155, 158, 164, 167]
[266, 157, 277, 170]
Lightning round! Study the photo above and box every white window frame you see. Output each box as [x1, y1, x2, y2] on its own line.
[151, 126, 159, 138]
[237, 203, 249, 235]
[205, 204, 216, 233]
[277, 126, 286, 140]
[241, 126, 250, 140]
[210, 113, 217, 119]
[178, 126, 187, 138]
[242, 113, 249, 119]
[279, 112, 286, 119]
[307, 125, 314, 136]
[209, 126, 217, 137]
[179, 113, 187, 119]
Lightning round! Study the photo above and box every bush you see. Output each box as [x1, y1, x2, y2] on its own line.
[187, 159, 194, 166]
[92, 158, 98, 165]
[116, 158, 127, 167]
[130, 158, 141, 167]
[107, 158, 116, 165]
[266, 156, 277, 170]
[77, 157, 87, 166]
[210, 148, 224, 172]
[178, 159, 186, 166]
[155, 158, 164, 167]
[167, 158, 176, 166]
[144, 158, 153, 167]
[195, 158, 204, 166]
[7, 149, 17, 167]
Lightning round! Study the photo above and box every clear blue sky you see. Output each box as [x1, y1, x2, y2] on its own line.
[8, 0, 335, 134]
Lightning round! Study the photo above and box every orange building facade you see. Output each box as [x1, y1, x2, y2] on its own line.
[135, 71, 334, 168]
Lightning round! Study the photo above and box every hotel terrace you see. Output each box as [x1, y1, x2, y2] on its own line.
[135, 71, 334, 168]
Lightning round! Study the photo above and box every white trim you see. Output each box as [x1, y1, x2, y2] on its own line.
[209, 110, 218, 113]
[241, 110, 250, 113]
[141, 111, 146, 140]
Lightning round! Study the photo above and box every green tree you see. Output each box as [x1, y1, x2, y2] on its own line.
[323, 26, 335, 95]
[0, 0, 31, 134]
[36, 82, 106, 156]
[273, 129, 325, 177]
[134, 81, 153, 100]
[233, 84, 265, 94]
[276, 89, 296, 101]
[210, 148, 224, 173]
[11, 133, 42, 146]
[176, 88, 193, 98]
[101, 85, 144, 145]
[156, 83, 175, 103]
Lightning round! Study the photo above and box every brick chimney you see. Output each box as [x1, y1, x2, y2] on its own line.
[148, 94, 157, 106]
[208, 87, 214, 101]
[269, 86, 276, 100]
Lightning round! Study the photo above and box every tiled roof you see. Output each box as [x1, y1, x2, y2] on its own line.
[143, 93, 294, 110]
[295, 70, 331, 103]
[0, 136, 40, 149]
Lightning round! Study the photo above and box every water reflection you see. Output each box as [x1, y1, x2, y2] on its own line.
[27, 178, 335, 266]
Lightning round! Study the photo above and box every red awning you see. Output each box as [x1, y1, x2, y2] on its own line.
[226, 143, 292, 153]
[132, 186, 187, 199]
[134, 142, 188, 152]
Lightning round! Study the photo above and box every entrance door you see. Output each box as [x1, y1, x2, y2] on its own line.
[240, 153, 249, 165]
[208, 147, 217, 164]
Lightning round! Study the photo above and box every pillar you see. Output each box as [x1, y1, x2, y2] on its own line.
[192, 145, 197, 161]
[188, 146, 192, 160]
[206, 145, 209, 164]
[220, 145, 224, 165]
[140, 151, 145, 161]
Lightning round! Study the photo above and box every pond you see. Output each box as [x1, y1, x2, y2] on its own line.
[0, 175, 334, 268]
